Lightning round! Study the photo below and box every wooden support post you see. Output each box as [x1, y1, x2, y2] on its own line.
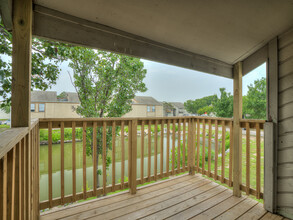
[233, 62, 243, 197]
[130, 120, 137, 194]
[11, 0, 32, 127]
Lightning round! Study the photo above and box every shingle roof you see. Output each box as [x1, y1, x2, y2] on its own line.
[31, 91, 57, 102]
[66, 92, 80, 103]
[170, 102, 185, 109]
[133, 96, 162, 106]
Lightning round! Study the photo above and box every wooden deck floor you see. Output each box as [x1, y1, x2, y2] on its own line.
[40, 174, 286, 220]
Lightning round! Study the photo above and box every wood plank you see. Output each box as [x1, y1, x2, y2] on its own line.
[92, 122, 97, 196]
[260, 212, 284, 220]
[182, 119, 186, 171]
[121, 121, 125, 188]
[72, 122, 76, 201]
[246, 122, 250, 195]
[2, 155, 7, 220]
[112, 121, 116, 191]
[214, 120, 219, 181]
[238, 203, 267, 220]
[208, 119, 212, 177]
[256, 123, 261, 199]
[191, 118, 196, 175]
[177, 119, 181, 172]
[83, 122, 87, 199]
[88, 180, 216, 220]
[172, 120, 176, 175]
[141, 121, 145, 183]
[48, 122, 53, 207]
[128, 122, 131, 187]
[23, 135, 27, 219]
[221, 120, 226, 183]
[197, 119, 200, 172]
[41, 175, 196, 220]
[7, 147, 16, 220]
[102, 122, 107, 195]
[192, 194, 246, 220]
[202, 120, 206, 175]
[164, 189, 231, 220]
[233, 62, 243, 197]
[214, 198, 258, 220]
[21, 138, 25, 219]
[33, 5, 233, 79]
[154, 120, 158, 180]
[61, 122, 65, 204]
[11, 0, 32, 127]
[229, 121, 233, 187]
[166, 120, 170, 176]
[130, 120, 137, 194]
[148, 121, 151, 181]
[14, 143, 20, 220]
[160, 120, 164, 176]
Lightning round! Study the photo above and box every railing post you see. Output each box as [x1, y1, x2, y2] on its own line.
[233, 62, 243, 197]
[188, 118, 195, 175]
[130, 119, 137, 194]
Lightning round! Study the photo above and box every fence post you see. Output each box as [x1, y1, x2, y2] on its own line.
[130, 119, 137, 194]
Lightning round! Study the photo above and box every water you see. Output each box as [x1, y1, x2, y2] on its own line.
[39, 135, 184, 202]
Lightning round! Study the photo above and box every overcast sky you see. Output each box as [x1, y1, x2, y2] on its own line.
[49, 60, 266, 103]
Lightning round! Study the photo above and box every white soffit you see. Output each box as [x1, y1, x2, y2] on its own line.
[34, 0, 293, 65]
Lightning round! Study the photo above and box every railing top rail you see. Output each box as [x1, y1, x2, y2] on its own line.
[240, 119, 266, 124]
[0, 119, 39, 159]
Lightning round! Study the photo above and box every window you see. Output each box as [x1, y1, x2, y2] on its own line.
[152, 106, 155, 112]
[31, 104, 35, 112]
[147, 106, 151, 112]
[39, 103, 45, 112]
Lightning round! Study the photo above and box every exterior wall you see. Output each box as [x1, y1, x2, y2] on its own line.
[277, 28, 293, 219]
[31, 102, 80, 118]
[123, 105, 163, 117]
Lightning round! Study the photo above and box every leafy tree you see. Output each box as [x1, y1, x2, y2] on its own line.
[197, 105, 214, 115]
[68, 47, 147, 185]
[184, 95, 217, 114]
[0, 19, 70, 110]
[213, 88, 233, 117]
[243, 77, 266, 119]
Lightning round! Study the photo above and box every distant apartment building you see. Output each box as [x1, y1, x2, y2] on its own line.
[123, 96, 163, 117]
[163, 102, 190, 116]
[31, 91, 80, 118]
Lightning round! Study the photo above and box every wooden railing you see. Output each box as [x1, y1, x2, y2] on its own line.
[0, 119, 39, 220]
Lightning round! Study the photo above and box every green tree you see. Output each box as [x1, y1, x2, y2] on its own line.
[243, 77, 266, 119]
[68, 47, 147, 185]
[184, 95, 217, 114]
[213, 88, 233, 117]
[0, 19, 70, 110]
[197, 105, 214, 115]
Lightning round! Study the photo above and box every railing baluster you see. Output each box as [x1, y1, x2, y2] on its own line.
[72, 121, 76, 201]
[21, 137, 25, 218]
[202, 119, 206, 175]
[148, 121, 151, 181]
[15, 142, 21, 219]
[93, 122, 97, 196]
[48, 122, 53, 208]
[256, 123, 261, 199]
[128, 121, 131, 187]
[7, 146, 16, 219]
[2, 155, 7, 219]
[182, 119, 186, 171]
[177, 119, 181, 173]
[166, 120, 170, 176]
[160, 120, 164, 177]
[246, 122, 250, 195]
[103, 121, 107, 195]
[141, 121, 144, 184]
[112, 121, 116, 192]
[214, 120, 219, 181]
[24, 134, 28, 218]
[208, 119, 212, 177]
[172, 119, 176, 175]
[197, 119, 200, 172]
[83, 122, 87, 199]
[229, 121, 233, 187]
[60, 122, 65, 204]
[221, 121, 226, 183]
[130, 120, 137, 194]
[154, 120, 158, 180]
[121, 121, 125, 188]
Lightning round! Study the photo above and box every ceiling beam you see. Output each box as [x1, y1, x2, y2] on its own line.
[32, 5, 233, 78]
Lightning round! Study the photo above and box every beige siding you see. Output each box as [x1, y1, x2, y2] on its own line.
[278, 27, 293, 219]
[31, 102, 80, 118]
[123, 105, 163, 118]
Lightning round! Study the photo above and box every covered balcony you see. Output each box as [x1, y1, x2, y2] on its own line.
[0, 0, 293, 219]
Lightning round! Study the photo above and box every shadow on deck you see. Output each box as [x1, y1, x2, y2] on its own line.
[40, 174, 285, 220]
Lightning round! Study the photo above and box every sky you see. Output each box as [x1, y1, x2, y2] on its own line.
[48, 59, 266, 103]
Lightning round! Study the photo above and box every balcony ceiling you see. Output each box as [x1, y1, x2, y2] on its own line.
[34, 0, 293, 65]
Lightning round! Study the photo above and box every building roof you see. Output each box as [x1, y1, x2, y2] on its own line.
[65, 92, 80, 103]
[170, 102, 185, 109]
[31, 91, 57, 102]
[133, 96, 162, 106]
